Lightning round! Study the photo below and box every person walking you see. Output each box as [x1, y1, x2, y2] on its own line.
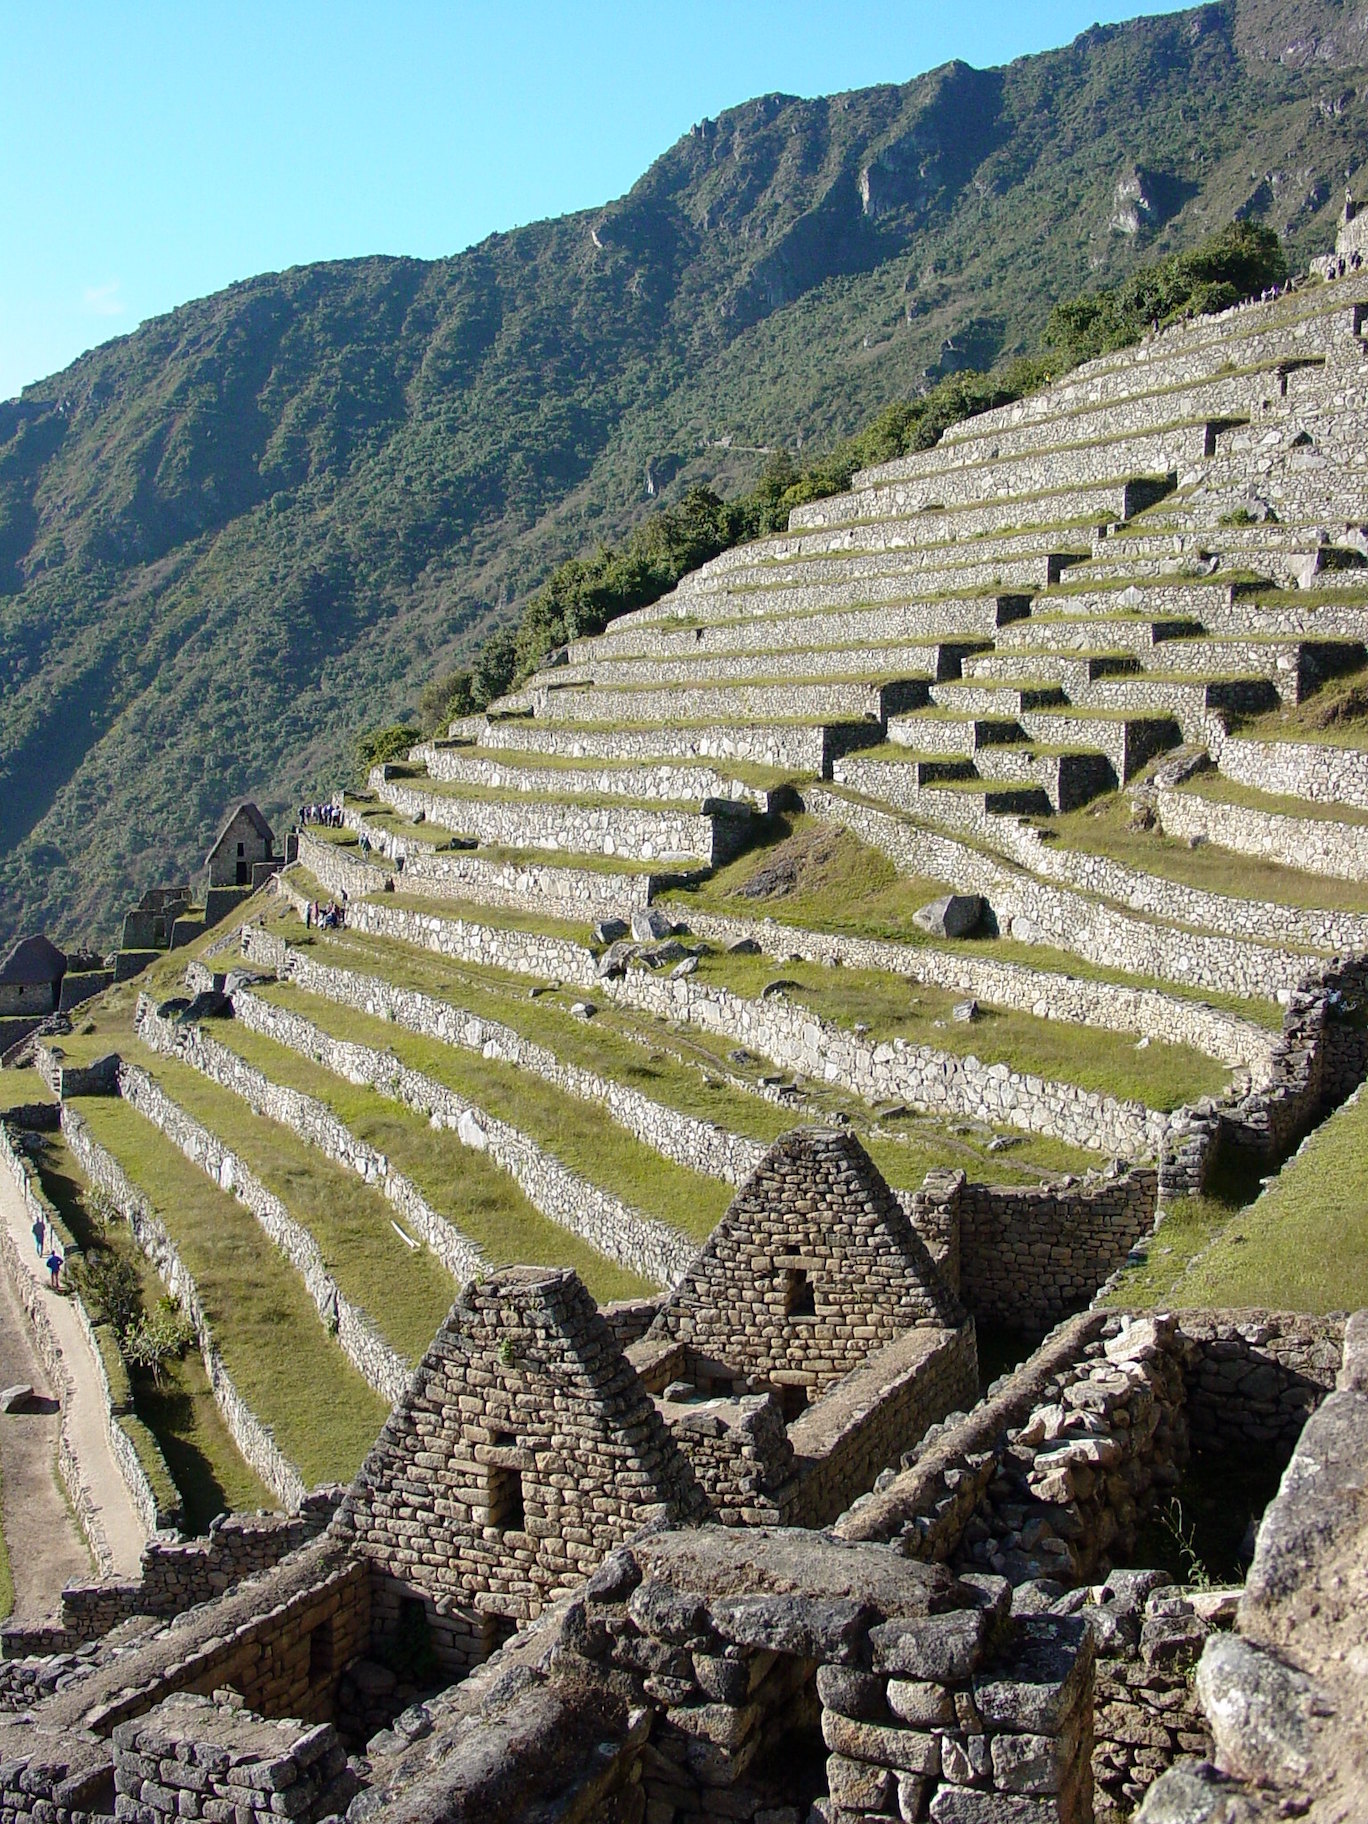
[31, 1214, 44, 1258]
[45, 1249, 62, 1291]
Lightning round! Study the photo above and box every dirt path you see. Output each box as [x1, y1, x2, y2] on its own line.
[0, 1163, 149, 1588]
[0, 1248, 91, 1622]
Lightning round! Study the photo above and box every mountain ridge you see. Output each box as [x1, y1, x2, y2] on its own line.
[5, 0, 1368, 948]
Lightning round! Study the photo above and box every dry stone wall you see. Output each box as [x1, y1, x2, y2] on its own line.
[61, 1096, 307, 1511]
[224, 985, 694, 1286]
[478, 713, 876, 774]
[1213, 731, 1368, 809]
[808, 785, 1309, 1000]
[133, 998, 485, 1286]
[241, 926, 765, 1187]
[1155, 784, 1368, 882]
[115, 1056, 409, 1406]
[679, 908, 1275, 1077]
[374, 773, 740, 866]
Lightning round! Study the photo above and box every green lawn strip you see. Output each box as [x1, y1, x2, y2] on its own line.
[658, 814, 1285, 1028]
[242, 982, 732, 1242]
[304, 926, 1103, 1182]
[71, 1091, 388, 1486]
[33, 1130, 273, 1531]
[290, 925, 793, 1147]
[193, 1021, 653, 1304]
[1036, 789, 1368, 917]
[864, 1126, 1103, 1192]
[1169, 1090, 1368, 1312]
[122, 1042, 456, 1366]
[687, 950, 1224, 1113]
[374, 889, 596, 945]
[0, 1072, 55, 1115]
[1174, 769, 1368, 828]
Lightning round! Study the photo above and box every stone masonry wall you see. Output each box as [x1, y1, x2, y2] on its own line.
[61, 1097, 307, 1510]
[115, 1054, 409, 1406]
[242, 926, 765, 1188]
[223, 986, 693, 1287]
[374, 773, 740, 867]
[1155, 783, 1368, 882]
[648, 1129, 964, 1401]
[1213, 730, 1368, 809]
[132, 997, 485, 1287]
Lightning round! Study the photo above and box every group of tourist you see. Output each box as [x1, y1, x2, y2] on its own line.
[304, 900, 345, 930]
[298, 802, 343, 828]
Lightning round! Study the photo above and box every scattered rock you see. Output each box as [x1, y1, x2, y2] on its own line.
[761, 979, 801, 1000]
[669, 956, 699, 980]
[456, 1111, 487, 1151]
[630, 908, 673, 941]
[912, 894, 983, 939]
[570, 1002, 597, 1022]
[593, 918, 629, 945]
[0, 1384, 35, 1414]
[727, 937, 761, 955]
[952, 999, 980, 1023]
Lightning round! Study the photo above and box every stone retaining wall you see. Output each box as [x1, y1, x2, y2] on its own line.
[304, 825, 658, 914]
[1213, 731, 1368, 809]
[478, 713, 878, 774]
[680, 908, 1275, 1077]
[242, 926, 766, 1187]
[1155, 783, 1368, 882]
[223, 986, 694, 1287]
[133, 997, 486, 1286]
[1173, 1310, 1345, 1457]
[807, 785, 1307, 1001]
[414, 744, 772, 810]
[375, 773, 740, 866]
[116, 1056, 409, 1405]
[61, 1095, 307, 1510]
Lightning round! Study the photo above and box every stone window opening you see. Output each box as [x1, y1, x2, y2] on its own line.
[784, 1266, 816, 1319]
[487, 1461, 526, 1533]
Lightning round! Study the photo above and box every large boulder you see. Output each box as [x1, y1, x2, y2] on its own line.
[631, 908, 673, 941]
[1194, 1634, 1326, 1787]
[912, 895, 983, 940]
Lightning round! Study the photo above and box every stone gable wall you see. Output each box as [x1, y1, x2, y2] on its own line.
[330, 1268, 705, 1669]
[648, 1130, 963, 1398]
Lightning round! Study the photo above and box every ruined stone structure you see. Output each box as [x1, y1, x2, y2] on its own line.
[204, 803, 279, 892]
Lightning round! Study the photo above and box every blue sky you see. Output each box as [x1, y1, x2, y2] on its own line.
[1, 2, 1190, 401]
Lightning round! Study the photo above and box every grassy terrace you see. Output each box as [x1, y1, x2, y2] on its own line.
[229, 982, 732, 1244]
[1227, 666, 1368, 749]
[687, 949, 1225, 1112]
[658, 815, 1285, 1029]
[130, 1039, 458, 1366]
[425, 749, 806, 792]
[1032, 789, 1368, 917]
[380, 771, 726, 815]
[281, 915, 1102, 1186]
[1171, 1087, 1368, 1311]
[70, 1091, 389, 1486]
[34, 1130, 274, 1530]
[1173, 769, 1368, 827]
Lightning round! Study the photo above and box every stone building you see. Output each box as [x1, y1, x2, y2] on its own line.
[329, 1266, 707, 1670]
[204, 803, 277, 889]
[644, 1127, 965, 1416]
[0, 934, 66, 1017]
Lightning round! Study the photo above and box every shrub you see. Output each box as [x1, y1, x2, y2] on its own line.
[355, 724, 420, 779]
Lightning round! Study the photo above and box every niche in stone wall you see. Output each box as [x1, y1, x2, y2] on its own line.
[486, 1431, 526, 1534]
[784, 1266, 816, 1318]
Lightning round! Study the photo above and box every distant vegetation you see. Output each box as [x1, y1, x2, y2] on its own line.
[0, 0, 1355, 947]
[410, 223, 1286, 719]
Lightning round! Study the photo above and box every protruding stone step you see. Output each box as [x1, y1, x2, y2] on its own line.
[929, 681, 1069, 715]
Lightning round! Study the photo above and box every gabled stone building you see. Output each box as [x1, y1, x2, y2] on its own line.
[204, 803, 277, 889]
[644, 1127, 965, 1415]
[329, 1266, 706, 1670]
[0, 935, 66, 1017]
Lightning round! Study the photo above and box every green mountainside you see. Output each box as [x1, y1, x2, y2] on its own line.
[5, 0, 1368, 949]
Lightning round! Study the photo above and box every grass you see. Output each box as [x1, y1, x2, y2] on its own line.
[185, 1019, 655, 1302]
[688, 948, 1226, 1113]
[1038, 787, 1368, 917]
[1228, 668, 1368, 750]
[658, 813, 1285, 1029]
[65, 1095, 390, 1488]
[239, 982, 733, 1241]
[122, 1042, 459, 1366]
[1174, 769, 1368, 828]
[35, 1130, 273, 1530]
[1172, 1087, 1368, 1311]
[1099, 1147, 1270, 1309]
[0, 1072, 55, 1115]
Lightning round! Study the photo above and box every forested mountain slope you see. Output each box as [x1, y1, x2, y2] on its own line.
[5, 0, 1368, 947]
